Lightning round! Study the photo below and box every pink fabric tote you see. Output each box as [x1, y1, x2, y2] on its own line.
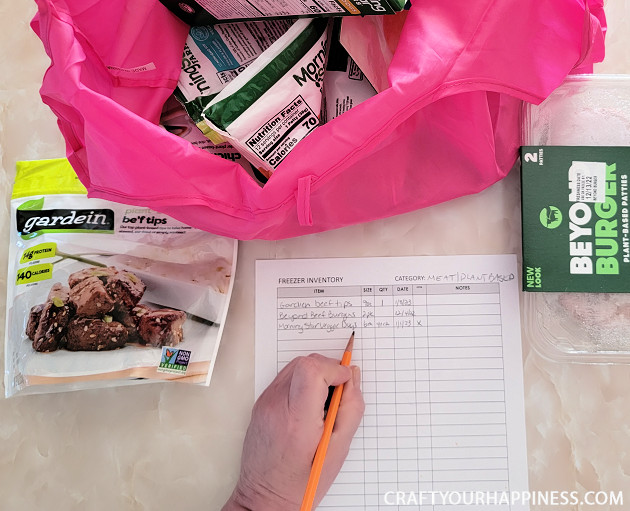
[32, 0, 606, 240]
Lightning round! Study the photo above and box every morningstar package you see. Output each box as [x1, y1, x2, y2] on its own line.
[4, 159, 237, 397]
[175, 19, 294, 127]
[201, 18, 329, 177]
[160, 95, 268, 184]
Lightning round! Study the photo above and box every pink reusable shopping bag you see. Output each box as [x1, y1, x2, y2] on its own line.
[32, 0, 606, 240]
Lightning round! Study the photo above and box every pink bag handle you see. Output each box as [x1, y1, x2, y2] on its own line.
[296, 175, 314, 227]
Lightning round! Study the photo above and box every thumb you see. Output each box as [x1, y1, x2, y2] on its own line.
[332, 365, 365, 451]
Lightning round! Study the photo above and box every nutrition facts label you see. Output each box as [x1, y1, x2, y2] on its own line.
[246, 95, 319, 168]
[256, 255, 529, 511]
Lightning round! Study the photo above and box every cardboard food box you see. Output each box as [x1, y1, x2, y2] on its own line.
[521, 145, 629, 293]
[160, 0, 407, 25]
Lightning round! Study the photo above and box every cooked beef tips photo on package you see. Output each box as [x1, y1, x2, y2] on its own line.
[4, 159, 237, 398]
[26, 267, 188, 353]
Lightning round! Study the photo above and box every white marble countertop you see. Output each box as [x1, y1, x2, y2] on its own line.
[1, 2, 629, 510]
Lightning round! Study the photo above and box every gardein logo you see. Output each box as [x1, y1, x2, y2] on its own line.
[16, 208, 115, 238]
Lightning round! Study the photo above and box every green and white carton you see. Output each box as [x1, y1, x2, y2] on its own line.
[521, 146, 630, 292]
[160, 0, 407, 25]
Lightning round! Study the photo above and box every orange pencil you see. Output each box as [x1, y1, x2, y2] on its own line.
[300, 331, 355, 511]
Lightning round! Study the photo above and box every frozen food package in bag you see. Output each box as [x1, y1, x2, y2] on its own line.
[175, 19, 294, 128]
[321, 19, 376, 123]
[160, 96, 267, 184]
[159, 0, 407, 25]
[4, 159, 237, 397]
[339, 11, 409, 92]
[201, 18, 329, 177]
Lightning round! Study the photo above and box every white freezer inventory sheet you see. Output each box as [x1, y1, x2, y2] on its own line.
[255, 255, 529, 510]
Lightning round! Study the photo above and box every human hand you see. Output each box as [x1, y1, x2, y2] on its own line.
[223, 354, 365, 510]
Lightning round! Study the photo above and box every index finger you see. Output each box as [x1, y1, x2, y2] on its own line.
[287, 354, 353, 423]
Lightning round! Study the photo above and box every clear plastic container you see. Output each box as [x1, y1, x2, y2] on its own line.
[522, 74, 630, 363]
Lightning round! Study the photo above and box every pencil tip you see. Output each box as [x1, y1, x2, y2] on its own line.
[346, 331, 354, 352]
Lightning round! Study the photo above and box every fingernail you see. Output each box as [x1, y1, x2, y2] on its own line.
[352, 366, 361, 389]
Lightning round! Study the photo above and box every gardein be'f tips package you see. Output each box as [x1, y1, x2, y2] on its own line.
[4, 159, 237, 397]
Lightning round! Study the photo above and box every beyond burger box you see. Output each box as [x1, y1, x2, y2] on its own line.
[159, 0, 407, 25]
[520, 75, 630, 364]
[521, 145, 629, 293]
